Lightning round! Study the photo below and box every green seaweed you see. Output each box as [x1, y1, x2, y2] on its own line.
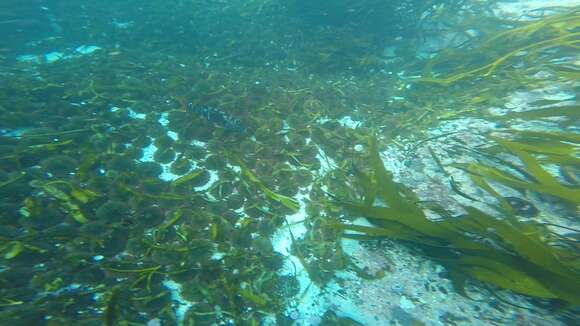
[171, 169, 204, 188]
[1, 241, 23, 259]
[238, 285, 268, 306]
[416, 8, 580, 85]
[500, 105, 579, 122]
[30, 180, 93, 224]
[457, 134, 579, 205]
[334, 135, 580, 306]
[1, 1, 577, 323]
[104, 286, 121, 326]
[0, 172, 25, 189]
[233, 154, 300, 212]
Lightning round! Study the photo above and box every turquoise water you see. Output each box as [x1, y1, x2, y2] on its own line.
[0, 1, 579, 325]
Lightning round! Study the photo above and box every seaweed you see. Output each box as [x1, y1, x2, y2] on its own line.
[29, 180, 100, 224]
[232, 154, 300, 212]
[0, 171, 25, 189]
[1, 0, 577, 323]
[333, 135, 580, 306]
[499, 105, 579, 122]
[457, 133, 579, 205]
[103, 286, 121, 326]
[416, 8, 580, 85]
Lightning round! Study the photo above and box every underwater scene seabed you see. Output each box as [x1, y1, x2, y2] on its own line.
[0, 0, 579, 325]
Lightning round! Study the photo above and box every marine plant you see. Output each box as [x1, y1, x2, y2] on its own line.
[456, 131, 580, 206]
[2, 0, 579, 324]
[331, 135, 580, 306]
[416, 7, 580, 85]
[232, 153, 300, 213]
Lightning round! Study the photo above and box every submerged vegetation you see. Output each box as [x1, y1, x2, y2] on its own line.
[458, 131, 580, 206]
[417, 7, 580, 85]
[0, 0, 579, 325]
[332, 135, 580, 305]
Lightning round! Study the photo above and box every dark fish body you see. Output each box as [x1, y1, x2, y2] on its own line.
[188, 103, 246, 133]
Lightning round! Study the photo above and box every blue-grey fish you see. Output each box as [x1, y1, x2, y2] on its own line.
[188, 103, 246, 133]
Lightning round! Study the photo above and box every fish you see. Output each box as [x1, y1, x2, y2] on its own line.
[188, 103, 246, 133]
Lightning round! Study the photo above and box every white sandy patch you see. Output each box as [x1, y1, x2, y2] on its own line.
[193, 170, 219, 192]
[140, 142, 157, 162]
[16, 45, 102, 64]
[338, 116, 362, 129]
[162, 278, 193, 325]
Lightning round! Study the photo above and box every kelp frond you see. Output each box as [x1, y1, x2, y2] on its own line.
[416, 8, 580, 85]
[457, 132, 579, 205]
[334, 135, 580, 306]
[231, 154, 300, 212]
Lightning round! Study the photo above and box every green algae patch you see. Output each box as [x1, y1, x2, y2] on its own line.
[334, 135, 580, 306]
[30, 180, 100, 224]
[233, 154, 300, 213]
[457, 133, 580, 205]
[416, 8, 580, 85]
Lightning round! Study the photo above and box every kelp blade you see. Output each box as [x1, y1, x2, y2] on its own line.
[337, 135, 580, 306]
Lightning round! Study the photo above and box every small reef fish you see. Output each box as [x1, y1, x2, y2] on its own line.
[188, 103, 246, 133]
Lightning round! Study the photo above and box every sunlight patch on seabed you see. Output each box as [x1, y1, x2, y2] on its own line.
[269, 140, 385, 325]
[494, 0, 580, 20]
[17, 45, 102, 64]
[162, 279, 193, 325]
[270, 150, 325, 323]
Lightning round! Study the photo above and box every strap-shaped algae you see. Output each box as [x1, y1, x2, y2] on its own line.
[416, 8, 580, 85]
[459, 135, 579, 205]
[29, 180, 100, 224]
[335, 135, 580, 306]
[232, 154, 300, 213]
